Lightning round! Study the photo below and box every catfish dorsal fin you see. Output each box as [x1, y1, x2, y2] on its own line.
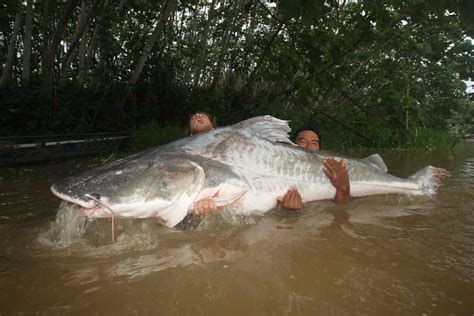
[236, 115, 293, 144]
[364, 154, 388, 172]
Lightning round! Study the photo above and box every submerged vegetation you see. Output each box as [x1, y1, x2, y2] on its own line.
[1, 0, 473, 149]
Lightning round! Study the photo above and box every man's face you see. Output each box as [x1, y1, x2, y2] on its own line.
[190, 113, 213, 135]
[295, 130, 320, 150]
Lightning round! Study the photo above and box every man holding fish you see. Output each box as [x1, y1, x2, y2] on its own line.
[187, 113, 352, 221]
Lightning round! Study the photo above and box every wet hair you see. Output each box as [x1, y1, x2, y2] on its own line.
[292, 123, 322, 148]
[187, 111, 217, 135]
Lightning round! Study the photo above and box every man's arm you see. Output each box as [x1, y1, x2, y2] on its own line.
[277, 158, 352, 210]
[323, 158, 352, 203]
[277, 157, 353, 209]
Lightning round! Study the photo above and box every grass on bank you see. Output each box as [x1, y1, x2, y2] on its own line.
[126, 121, 188, 153]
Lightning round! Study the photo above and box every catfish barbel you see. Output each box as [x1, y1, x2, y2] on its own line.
[51, 116, 448, 227]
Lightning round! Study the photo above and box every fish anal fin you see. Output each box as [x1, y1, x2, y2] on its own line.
[194, 183, 248, 209]
[364, 154, 388, 172]
[212, 189, 247, 208]
[194, 187, 220, 202]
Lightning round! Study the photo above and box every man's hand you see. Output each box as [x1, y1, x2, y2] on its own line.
[323, 158, 352, 203]
[277, 188, 303, 211]
[194, 198, 218, 215]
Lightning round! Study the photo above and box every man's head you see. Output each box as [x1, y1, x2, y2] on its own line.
[293, 124, 321, 150]
[188, 112, 215, 135]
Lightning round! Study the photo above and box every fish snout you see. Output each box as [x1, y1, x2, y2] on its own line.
[51, 185, 97, 209]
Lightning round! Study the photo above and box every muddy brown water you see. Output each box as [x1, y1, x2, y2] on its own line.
[1, 142, 473, 315]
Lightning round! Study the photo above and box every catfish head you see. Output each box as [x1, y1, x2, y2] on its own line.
[51, 158, 205, 227]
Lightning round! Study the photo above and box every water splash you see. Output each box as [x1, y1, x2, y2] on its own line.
[38, 203, 164, 256]
[40, 202, 91, 248]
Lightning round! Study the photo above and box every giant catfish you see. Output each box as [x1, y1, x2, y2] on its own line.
[51, 116, 448, 227]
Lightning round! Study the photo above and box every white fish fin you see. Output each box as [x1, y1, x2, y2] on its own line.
[236, 115, 293, 144]
[212, 189, 247, 207]
[194, 186, 221, 202]
[155, 160, 206, 227]
[192, 183, 248, 209]
[158, 193, 200, 227]
[409, 166, 450, 195]
[363, 154, 388, 172]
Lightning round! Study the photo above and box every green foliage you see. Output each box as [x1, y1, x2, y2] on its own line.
[0, 0, 472, 151]
[126, 121, 187, 152]
[403, 127, 459, 150]
[0, 167, 10, 179]
[0, 82, 101, 135]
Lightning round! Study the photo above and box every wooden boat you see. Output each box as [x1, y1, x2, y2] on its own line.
[0, 132, 129, 166]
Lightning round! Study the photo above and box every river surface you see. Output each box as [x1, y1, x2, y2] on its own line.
[1, 142, 473, 315]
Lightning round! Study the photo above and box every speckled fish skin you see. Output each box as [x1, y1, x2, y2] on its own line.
[51, 116, 445, 227]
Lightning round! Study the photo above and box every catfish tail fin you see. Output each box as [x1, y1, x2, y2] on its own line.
[409, 166, 450, 195]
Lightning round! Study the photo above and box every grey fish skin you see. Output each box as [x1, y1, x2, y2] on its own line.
[51, 116, 447, 227]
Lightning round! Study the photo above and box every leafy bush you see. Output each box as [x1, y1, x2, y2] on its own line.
[126, 122, 187, 152]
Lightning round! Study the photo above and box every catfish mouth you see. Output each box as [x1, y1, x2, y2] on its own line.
[51, 185, 97, 209]
[52, 185, 118, 244]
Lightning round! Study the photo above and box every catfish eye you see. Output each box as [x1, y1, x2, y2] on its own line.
[90, 193, 101, 200]
[85, 193, 101, 202]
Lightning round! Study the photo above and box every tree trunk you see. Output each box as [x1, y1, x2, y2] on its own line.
[81, 17, 99, 84]
[22, 0, 33, 82]
[116, 0, 127, 20]
[192, 0, 216, 91]
[1, 6, 22, 86]
[237, 20, 285, 97]
[241, 0, 257, 73]
[127, 0, 177, 86]
[60, 0, 96, 84]
[181, 5, 200, 85]
[210, 0, 246, 90]
[209, 12, 234, 89]
[78, 19, 88, 83]
[41, 0, 51, 79]
[87, 0, 111, 89]
[42, 0, 81, 88]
